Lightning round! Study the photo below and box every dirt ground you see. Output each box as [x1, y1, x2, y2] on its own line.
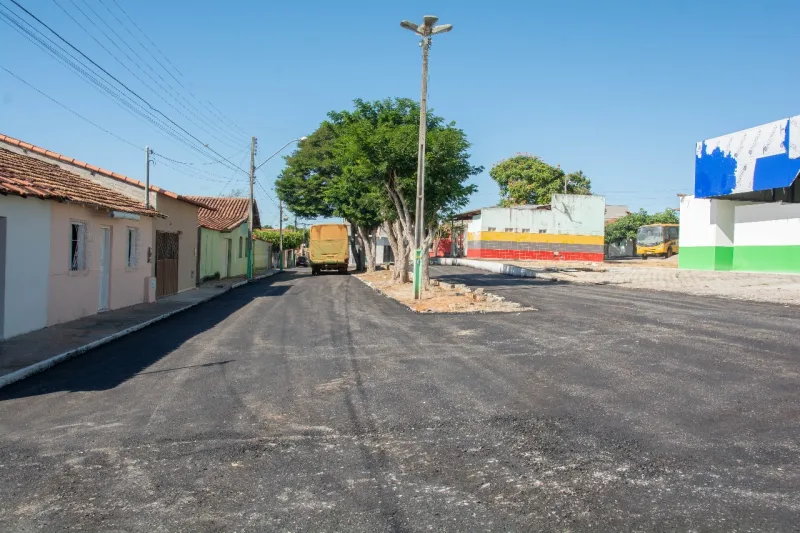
[356, 269, 533, 313]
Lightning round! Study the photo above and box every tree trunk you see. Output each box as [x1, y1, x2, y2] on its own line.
[356, 225, 377, 272]
[347, 220, 364, 271]
[384, 220, 409, 284]
[421, 223, 435, 289]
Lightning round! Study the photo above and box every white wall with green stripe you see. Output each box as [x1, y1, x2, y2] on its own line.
[679, 196, 800, 273]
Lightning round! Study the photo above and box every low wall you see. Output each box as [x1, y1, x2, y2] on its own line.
[432, 258, 539, 278]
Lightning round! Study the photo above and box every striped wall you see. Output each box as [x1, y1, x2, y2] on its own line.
[465, 194, 606, 262]
[466, 230, 604, 261]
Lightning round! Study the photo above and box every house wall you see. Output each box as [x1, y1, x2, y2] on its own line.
[254, 240, 272, 270]
[678, 196, 799, 273]
[199, 223, 249, 280]
[679, 196, 752, 270]
[467, 194, 605, 261]
[153, 194, 198, 292]
[732, 202, 800, 273]
[0, 195, 50, 339]
[47, 202, 153, 326]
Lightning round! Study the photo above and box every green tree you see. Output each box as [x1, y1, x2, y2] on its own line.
[604, 209, 679, 244]
[254, 228, 305, 251]
[276, 98, 481, 281]
[489, 154, 591, 206]
[331, 98, 481, 283]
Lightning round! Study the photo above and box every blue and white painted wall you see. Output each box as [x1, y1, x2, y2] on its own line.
[695, 116, 800, 198]
[682, 116, 800, 273]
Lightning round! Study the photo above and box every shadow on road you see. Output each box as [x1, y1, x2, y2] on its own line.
[0, 273, 299, 402]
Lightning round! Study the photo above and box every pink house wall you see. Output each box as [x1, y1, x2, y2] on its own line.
[47, 202, 154, 326]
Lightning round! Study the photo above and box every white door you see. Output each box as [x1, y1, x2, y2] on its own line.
[98, 226, 111, 311]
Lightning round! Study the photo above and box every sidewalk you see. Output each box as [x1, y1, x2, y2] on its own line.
[438, 258, 800, 306]
[0, 269, 279, 389]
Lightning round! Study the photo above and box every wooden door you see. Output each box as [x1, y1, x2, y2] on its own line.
[156, 231, 179, 298]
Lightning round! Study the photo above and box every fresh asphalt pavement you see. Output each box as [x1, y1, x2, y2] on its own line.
[1, 266, 799, 531]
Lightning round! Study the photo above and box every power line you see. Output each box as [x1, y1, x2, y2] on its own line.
[0, 63, 141, 151]
[255, 178, 281, 209]
[0, 5, 192, 149]
[153, 145, 249, 167]
[218, 151, 251, 195]
[52, 0, 242, 150]
[79, 0, 244, 148]
[0, 4, 233, 168]
[4, 0, 249, 176]
[106, 0, 249, 137]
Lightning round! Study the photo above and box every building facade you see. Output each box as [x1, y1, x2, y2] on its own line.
[464, 194, 606, 262]
[188, 196, 261, 281]
[0, 147, 161, 340]
[681, 116, 800, 273]
[0, 134, 210, 298]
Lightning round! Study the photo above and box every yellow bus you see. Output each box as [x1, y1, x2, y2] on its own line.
[636, 224, 679, 258]
[309, 223, 350, 275]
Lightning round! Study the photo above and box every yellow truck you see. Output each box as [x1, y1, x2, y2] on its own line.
[636, 223, 679, 258]
[309, 223, 350, 275]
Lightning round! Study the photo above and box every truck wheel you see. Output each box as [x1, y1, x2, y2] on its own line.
[665, 247, 673, 258]
[339, 267, 348, 275]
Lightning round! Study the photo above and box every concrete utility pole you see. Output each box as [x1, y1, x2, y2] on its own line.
[144, 146, 151, 209]
[279, 200, 284, 271]
[400, 15, 452, 300]
[564, 175, 568, 194]
[247, 136, 257, 279]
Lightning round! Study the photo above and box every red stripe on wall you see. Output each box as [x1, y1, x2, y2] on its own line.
[466, 249, 603, 262]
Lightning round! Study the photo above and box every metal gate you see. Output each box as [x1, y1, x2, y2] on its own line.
[155, 231, 179, 298]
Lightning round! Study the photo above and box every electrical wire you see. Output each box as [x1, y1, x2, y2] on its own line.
[4, 0, 249, 176]
[0, 63, 245, 189]
[105, 0, 249, 137]
[76, 0, 244, 148]
[0, 5, 233, 170]
[0, 63, 141, 151]
[218, 151, 251, 195]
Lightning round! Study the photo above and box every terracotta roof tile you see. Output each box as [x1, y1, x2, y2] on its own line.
[0, 148, 164, 217]
[0, 133, 214, 210]
[185, 196, 260, 231]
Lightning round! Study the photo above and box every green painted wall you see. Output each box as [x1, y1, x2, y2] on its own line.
[732, 245, 800, 273]
[680, 245, 800, 273]
[679, 246, 733, 271]
[199, 223, 249, 280]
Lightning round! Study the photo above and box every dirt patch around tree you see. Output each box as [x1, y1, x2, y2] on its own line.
[356, 269, 534, 314]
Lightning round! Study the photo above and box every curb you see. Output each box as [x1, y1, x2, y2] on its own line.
[431, 257, 558, 281]
[0, 271, 279, 391]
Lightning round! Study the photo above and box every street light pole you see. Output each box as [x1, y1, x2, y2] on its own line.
[401, 15, 452, 300]
[247, 136, 257, 279]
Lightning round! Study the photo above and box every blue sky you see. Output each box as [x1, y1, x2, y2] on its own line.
[2, 0, 800, 226]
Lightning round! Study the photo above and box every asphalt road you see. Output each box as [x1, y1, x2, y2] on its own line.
[1, 266, 799, 532]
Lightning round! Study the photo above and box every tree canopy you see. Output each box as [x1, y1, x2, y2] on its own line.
[254, 228, 305, 251]
[274, 97, 481, 276]
[489, 153, 591, 206]
[604, 209, 680, 244]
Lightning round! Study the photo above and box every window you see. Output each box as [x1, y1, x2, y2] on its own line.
[669, 227, 679, 240]
[505, 227, 514, 233]
[127, 227, 139, 268]
[539, 229, 547, 234]
[520, 228, 530, 233]
[70, 222, 86, 271]
[487, 227, 496, 232]
[239, 236, 244, 258]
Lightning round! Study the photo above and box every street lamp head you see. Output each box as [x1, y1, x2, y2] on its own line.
[400, 20, 420, 33]
[422, 15, 439, 27]
[431, 24, 453, 35]
[299, 136, 308, 141]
